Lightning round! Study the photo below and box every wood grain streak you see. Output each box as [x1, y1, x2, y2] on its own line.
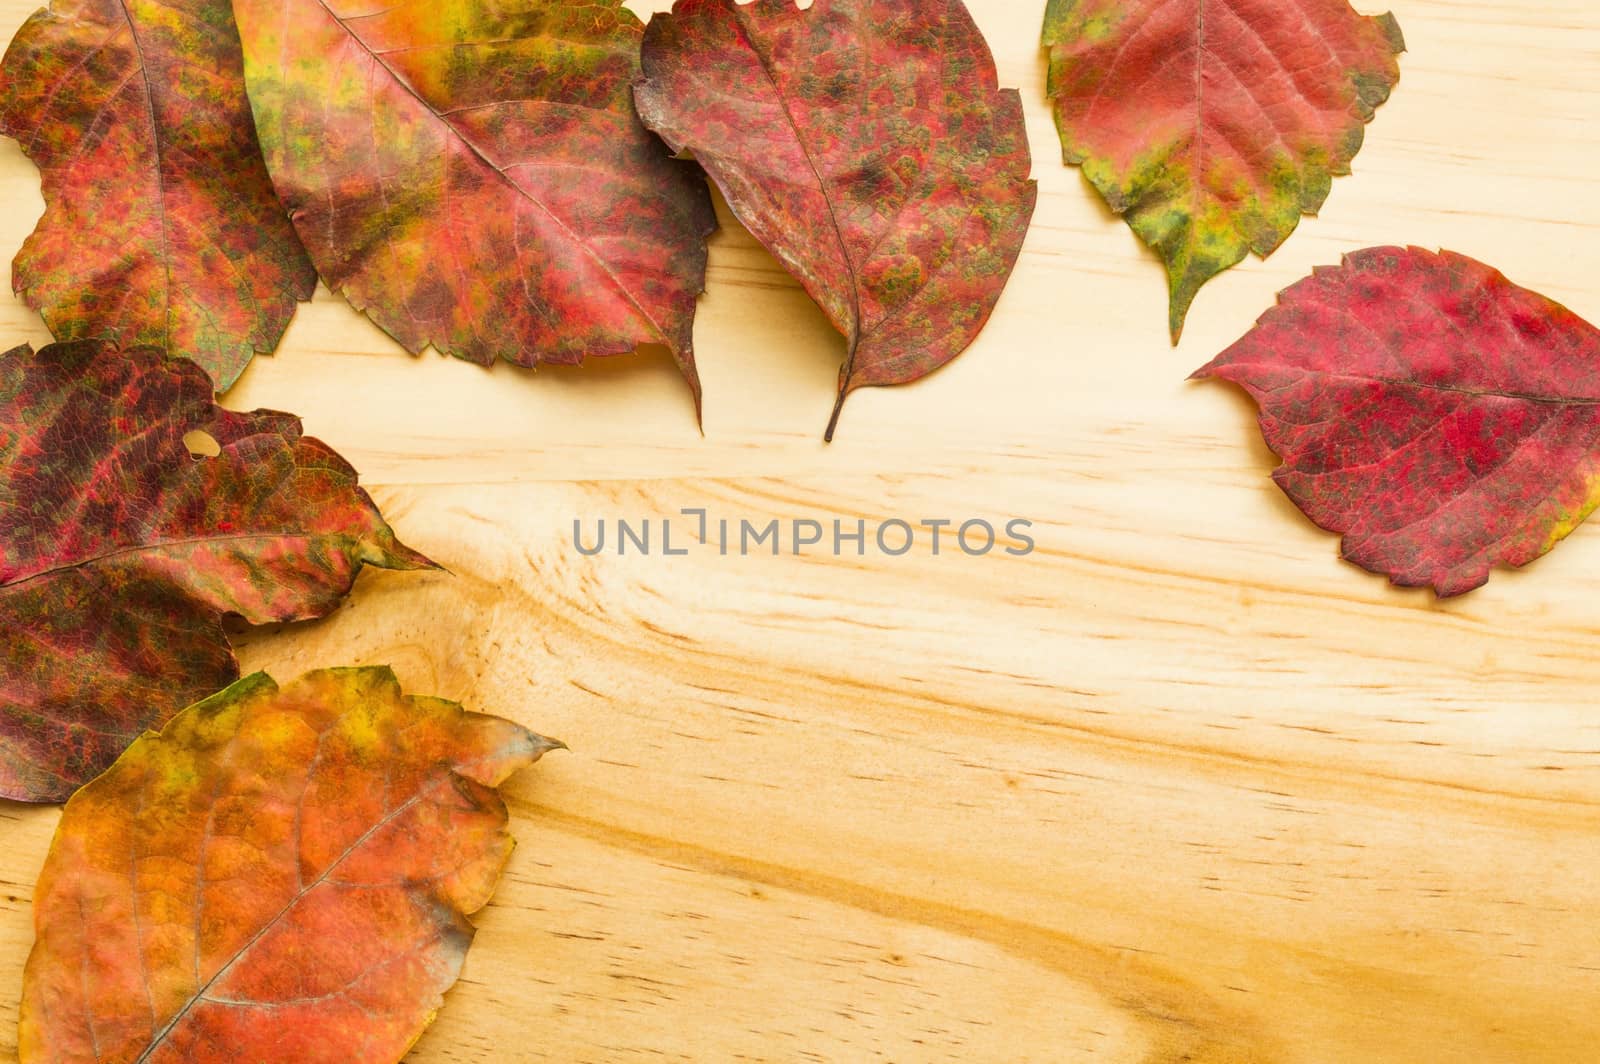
[0, 0, 1598, 1061]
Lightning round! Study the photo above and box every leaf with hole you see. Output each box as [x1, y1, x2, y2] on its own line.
[231, 0, 716, 414]
[1195, 247, 1600, 596]
[0, 0, 316, 389]
[1043, 0, 1403, 342]
[635, 0, 1036, 439]
[19, 666, 560, 1063]
[0, 340, 434, 802]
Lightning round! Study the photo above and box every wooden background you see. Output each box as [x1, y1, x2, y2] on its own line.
[3, 0, 1600, 1060]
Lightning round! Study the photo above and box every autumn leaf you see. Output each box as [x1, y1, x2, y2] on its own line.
[230, 0, 716, 414]
[0, 0, 316, 390]
[0, 340, 434, 802]
[19, 666, 560, 1063]
[635, 0, 1037, 440]
[1043, 0, 1404, 342]
[1194, 247, 1600, 597]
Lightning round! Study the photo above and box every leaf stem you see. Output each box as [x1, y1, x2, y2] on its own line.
[824, 389, 848, 443]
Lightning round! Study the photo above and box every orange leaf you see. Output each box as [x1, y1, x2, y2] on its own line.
[20, 667, 561, 1063]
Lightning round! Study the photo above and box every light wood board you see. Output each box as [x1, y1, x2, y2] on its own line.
[2, 0, 1599, 1060]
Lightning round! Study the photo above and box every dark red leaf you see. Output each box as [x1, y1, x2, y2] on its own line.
[0, 341, 434, 802]
[1196, 247, 1600, 596]
[636, 0, 1036, 440]
[231, 0, 716, 414]
[0, 0, 316, 389]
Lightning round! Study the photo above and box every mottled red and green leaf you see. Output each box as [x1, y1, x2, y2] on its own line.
[0, 0, 315, 389]
[635, 0, 1036, 439]
[1196, 247, 1600, 596]
[0, 341, 433, 802]
[1043, 0, 1404, 341]
[20, 667, 559, 1063]
[231, 0, 715, 412]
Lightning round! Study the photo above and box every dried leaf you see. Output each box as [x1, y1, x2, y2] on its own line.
[231, 0, 716, 412]
[0, 0, 316, 390]
[635, 0, 1037, 440]
[1195, 247, 1600, 597]
[1043, 0, 1404, 342]
[0, 341, 434, 802]
[20, 667, 560, 1063]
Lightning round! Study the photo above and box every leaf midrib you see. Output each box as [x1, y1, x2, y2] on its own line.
[1, 530, 353, 595]
[130, 788, 428, 1061]
[722, 2, 863, 352]
[113, 0, 174, 350]
[1246, 366, 1600, 407]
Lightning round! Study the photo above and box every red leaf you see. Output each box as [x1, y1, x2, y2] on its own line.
[0, 0, 316, 390]
[1043, 0, 1404, 342]
[0, 341, 435, 802]
[635, 0, 1036, 440]
[231, 0, 716, 414]
[21, 667, 560, 1063]
[1195, 247, 1600, 597]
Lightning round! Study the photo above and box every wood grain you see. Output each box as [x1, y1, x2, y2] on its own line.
[3, 0, 1600, 1060]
